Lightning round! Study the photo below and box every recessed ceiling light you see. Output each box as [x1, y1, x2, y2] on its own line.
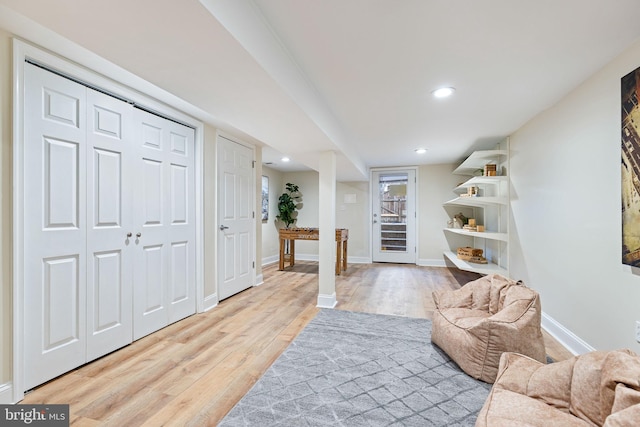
[415, 148, 428, 154]
[281, 157, 290, 162]
[432, 87, 455, 98]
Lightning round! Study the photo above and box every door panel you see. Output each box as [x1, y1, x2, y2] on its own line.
[91, 251, 122, 332]
[133, 109, 195, 339]
[86, 88, 134, 361]
[44, 138, 80, 228]
[142, 244, 164, 313]
[217, 137, 254, 301]
[142, 159, 163, 225]
[43, 255, 80, 349]
[171, 242, 189, 303]
[171, 164, 188, 223]
[24, 63, 87, 390]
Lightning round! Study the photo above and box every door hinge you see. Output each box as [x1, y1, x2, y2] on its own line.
[252, 211, 255, 219]
[252, 261, 255, 268]
[252, 160, 255, 168]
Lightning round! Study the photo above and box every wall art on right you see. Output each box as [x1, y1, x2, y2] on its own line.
[621, 67, 640, 267]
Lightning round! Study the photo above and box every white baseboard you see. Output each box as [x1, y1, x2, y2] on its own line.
[347, 256, 371, 264]
[263, 254, 372, 265]
[541, 311, 595, 356]
[261, 255, 279, 266]
[203, 293, 219, 312]
[0, 382, 13, 404]
[255, 273, 264, 286]
[317, 292, 337, 309]
[417, 258, 447, 267]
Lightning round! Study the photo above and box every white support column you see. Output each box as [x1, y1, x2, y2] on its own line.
[317, 151, 337, 308]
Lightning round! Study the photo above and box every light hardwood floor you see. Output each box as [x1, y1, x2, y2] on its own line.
[21, 262, 573, 426]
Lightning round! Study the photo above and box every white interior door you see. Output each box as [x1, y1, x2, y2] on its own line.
[132, 109, 196, 340]
[371, 169, 417, 264]
[23, 64, 88, 389]
[217, 136, 254, 301]
[85, 89, 135, 361]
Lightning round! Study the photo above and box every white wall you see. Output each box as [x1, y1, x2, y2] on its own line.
[261, 165, 284, 264]
[418, 164, 467, 265]
[336, 181, 370, 261]
[510, 38, 640, 353]
[261, 171, 371, 263]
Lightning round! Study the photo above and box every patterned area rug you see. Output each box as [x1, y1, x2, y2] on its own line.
[219, 310, 491, 426]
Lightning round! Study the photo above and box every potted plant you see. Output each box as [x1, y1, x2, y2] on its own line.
[276, 182, 301, 228]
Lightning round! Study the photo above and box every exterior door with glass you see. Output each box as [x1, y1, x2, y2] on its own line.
[371, 169, 416, 263]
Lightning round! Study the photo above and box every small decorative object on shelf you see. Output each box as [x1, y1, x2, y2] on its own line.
[460, 186, 478, 197]
[457, 247, 483, 260]
[476, 225, 485, 232]
[453, 212, 468, 225]
[484, 163, 497, 176]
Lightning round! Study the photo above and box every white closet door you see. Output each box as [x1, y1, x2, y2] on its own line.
[24, 64, 88, 389]
[85, 89, 135, 361]
[23, 63, 198, 388]
[132, 109, 196, 340]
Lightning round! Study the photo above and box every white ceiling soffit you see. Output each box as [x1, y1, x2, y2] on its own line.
[3, 1, 640, 180]
[199, 0, 367, 180]
[237, 0, 640, 168]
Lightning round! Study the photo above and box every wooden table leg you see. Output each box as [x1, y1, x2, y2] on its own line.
[290, 240, 295, 267]
[279, 238, 285, 270]
[342, 239, 348, 272]
[336, 240, 341, 275]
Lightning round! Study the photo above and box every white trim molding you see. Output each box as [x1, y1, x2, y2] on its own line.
[347, 256, 371, 264]
[317, 292, 338, 309]
[255, 273, 264, 286]
[541, 311, 595, 356]
[203, 294, 219, 312]
[417, 258, 447, 267]
[0, 382, 13, 404]
[261, 255, 279, 266]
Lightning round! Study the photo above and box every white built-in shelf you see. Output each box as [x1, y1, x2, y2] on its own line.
[443, 228, 508, 242]
[444, 196, 508, 207]
[443, 251, 508, 276]
[453, 176, 507, 193]
[453, 150, 508, 176]
[443, 141, 509, 276]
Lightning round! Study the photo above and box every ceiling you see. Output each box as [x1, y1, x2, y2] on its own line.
[2, 0, 640, 180]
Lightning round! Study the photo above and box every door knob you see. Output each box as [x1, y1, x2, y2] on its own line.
[126, 232, 132, 238]
[219, 225, 229, 231]
[136, 232, 142, 238]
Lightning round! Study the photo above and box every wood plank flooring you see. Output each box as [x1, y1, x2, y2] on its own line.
[21, 262, 573, 426]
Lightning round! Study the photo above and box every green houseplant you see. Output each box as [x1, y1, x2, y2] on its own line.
[276, 182, 300, 228]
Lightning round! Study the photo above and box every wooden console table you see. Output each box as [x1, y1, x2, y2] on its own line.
[278, 227, 349, 275]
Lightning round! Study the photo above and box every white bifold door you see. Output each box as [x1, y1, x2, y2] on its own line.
[23, 63, 196, 390]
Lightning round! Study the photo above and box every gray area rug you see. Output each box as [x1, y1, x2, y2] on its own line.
[219, 309, 491, 426]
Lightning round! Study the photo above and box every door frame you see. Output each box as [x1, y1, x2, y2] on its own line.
[11, 39, 205, 402]
[215, 132, 256, 301]
[369, 166, 419, 264]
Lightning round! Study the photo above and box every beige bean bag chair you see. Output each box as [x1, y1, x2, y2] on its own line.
[476, 350, 640, 427]
[431, 274, 546, 383]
